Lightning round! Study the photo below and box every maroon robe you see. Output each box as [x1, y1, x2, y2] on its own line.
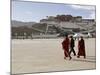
[62, 37, 70, 57]
[78, 39, 86, 57]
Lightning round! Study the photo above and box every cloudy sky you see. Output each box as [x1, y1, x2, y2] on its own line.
[12, 0, 96, 22]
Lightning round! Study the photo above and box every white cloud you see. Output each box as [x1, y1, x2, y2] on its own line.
[70, 5, 96, 19]
[83, 12, 95, 19]
[71, 5, 95, 11]
[90, 12, 95, 19]
[25, 11, 33, 15]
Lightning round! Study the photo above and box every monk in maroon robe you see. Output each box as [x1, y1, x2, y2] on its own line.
[77, 36, 86, 58]
[62, 35, 72, 60]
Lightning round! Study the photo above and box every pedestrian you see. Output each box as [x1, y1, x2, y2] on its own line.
[77, 36, 86, 58]
[62, 34, 72, 60]
[69, 36, 76, 56]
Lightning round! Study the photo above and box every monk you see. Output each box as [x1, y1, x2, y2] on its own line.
[69, 36, 76, 56]
[77, 36, 86, 58]
[62, 34, 72, 60]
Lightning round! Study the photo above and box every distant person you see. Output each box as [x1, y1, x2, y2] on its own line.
[62, 34, 72, 60]
[77, 36, 86, 58]
[69, 36, 76, 56]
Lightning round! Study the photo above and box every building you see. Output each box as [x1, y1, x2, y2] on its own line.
[39, 15, 95, 35]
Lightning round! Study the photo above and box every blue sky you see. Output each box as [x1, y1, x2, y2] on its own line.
[12, 1, 96, 22]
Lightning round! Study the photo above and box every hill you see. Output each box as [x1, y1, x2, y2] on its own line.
[11, 20, 36, 27]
